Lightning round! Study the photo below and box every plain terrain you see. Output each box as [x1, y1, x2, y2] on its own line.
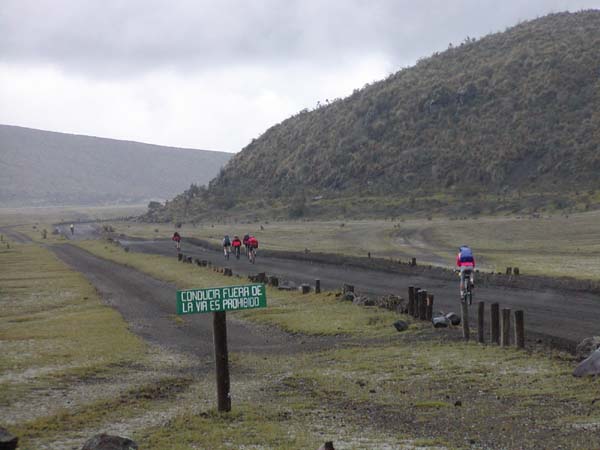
[115, 210, 600, 280]
[3, 207, 600, 449]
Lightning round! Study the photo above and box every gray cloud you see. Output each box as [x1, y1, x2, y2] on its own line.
[2, 0, 598, 77]
[1, 0, 598, 151]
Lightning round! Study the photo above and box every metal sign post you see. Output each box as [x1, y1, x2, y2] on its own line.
[176, 284, 267, 412]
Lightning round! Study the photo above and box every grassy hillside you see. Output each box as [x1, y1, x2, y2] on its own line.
[151, 10, 600, 221]
[0, 124, 231, 206]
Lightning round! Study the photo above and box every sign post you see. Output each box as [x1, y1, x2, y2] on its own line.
[213, 311, 230, 412]
[176, 283, 267, 412]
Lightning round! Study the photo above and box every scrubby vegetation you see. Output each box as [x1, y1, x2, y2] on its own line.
[149, 11, 600, 222]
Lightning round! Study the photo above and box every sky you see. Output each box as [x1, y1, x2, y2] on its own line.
[1, 0, 598, 153]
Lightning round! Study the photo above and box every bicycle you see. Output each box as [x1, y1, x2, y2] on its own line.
[459, 269, 474, 305]
[233, 246, 241, 260]
[223, 246, 230, 260]
[249, 247, 256, 264]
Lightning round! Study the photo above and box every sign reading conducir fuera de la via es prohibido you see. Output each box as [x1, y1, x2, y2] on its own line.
[176, 284, 267, 315]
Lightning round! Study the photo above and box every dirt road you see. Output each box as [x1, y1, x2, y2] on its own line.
[118, 238, 598, 350]
[54, 223, 599, 350]
[51, 244, 336, 359]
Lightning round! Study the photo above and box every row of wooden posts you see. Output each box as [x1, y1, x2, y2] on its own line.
[408, 285, 525, 348]
[177, 252, 324, 294]
[177, 252, 525, 349]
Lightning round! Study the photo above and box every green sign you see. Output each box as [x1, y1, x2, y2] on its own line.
[177, 284, 267, 315]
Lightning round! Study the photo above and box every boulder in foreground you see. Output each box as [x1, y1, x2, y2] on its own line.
[0, 426, 18, 450]
[575, 336, 600, 361]
[82, 434, 138, 450]
[573, 349, 600, 377]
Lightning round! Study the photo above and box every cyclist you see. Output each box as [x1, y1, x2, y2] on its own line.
[231, 235, 242, 259]
[247, 235, 258, 263]
[456, 245, 475, 297]
[172, 231, 181, 251]
[222, 235, 231, 259]
[70, 224, 75, 235]
[242, 234, 250, 255]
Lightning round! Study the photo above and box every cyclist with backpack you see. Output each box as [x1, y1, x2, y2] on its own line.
[456, 245, 475, 298]
[231, 235, 242, 259]
[247, 235, 258, 263]
[242, 234, 251, 255]
[222, 235, 231, 259]
[172, 231, 181, 251]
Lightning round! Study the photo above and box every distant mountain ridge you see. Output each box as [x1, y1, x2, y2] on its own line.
[0, 124, 231, 206]
[152, 10, 600, 221]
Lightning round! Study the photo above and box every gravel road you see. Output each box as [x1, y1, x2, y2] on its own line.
[122, 238, 599, 350]
[50, 243, 341, 358]
[53, 224, 600, 350]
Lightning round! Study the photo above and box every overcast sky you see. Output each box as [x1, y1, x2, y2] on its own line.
[1, 0, 598, 153]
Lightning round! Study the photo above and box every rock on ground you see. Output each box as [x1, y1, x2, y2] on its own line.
[432, 315, 449, 328]
[445, 312, 461, 326]
[573, 349, 600, 377]
[393, 320, 409, 332]
[81, 433, 138, 450]
[575, 336, 600, 361]
[0, 426, 18, 450]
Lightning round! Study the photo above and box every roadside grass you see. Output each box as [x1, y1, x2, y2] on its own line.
[0, 244, 146, 376]
[224, 343, 600, 449]
[136, 340, 600, 449]
[7, 239, 600, 448]
[12, 376, 194, 442]
[114, 210, 600, 280]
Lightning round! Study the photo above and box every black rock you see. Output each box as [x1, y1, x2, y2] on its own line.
[81, 434, 138, 450]
[0, 426, 18, 450]
[445, 312, 461, 326]
[393, 320, 409, 332]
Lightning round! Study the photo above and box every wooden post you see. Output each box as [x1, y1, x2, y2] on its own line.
[490, 303, 500, 345]
[419, 290, 427, 320]
[514, 310, 525, 349]
[178, 253, 183, 261]
[343, 284, 354, 294]
[213, 311, 231, 412]
[477, 302, 485, 344]
[513, 267, 520, 275]
[301, 284, 310, 294]
[501, 308, 511, 347]
[426, 294, 434, 321]
[506, 267, 512, 275]
[315, 279, 321, 294]
[269, 276, 279, 287]
[408, 286, 415, 316]
[411, 257, 417, 266]
[461, 300, 470, 341]
[412, 288, 420, 318]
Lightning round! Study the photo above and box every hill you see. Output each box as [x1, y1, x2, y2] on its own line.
[0, 125, 231, 207]
[150, 10, 600, 222]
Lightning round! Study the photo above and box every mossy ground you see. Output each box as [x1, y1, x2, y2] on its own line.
[115, 209, 600, 280]
[76, 239, 600, 449]
[3, 206, 600, 448]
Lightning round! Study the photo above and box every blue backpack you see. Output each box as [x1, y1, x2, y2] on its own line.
[459, 246, 474, 263]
